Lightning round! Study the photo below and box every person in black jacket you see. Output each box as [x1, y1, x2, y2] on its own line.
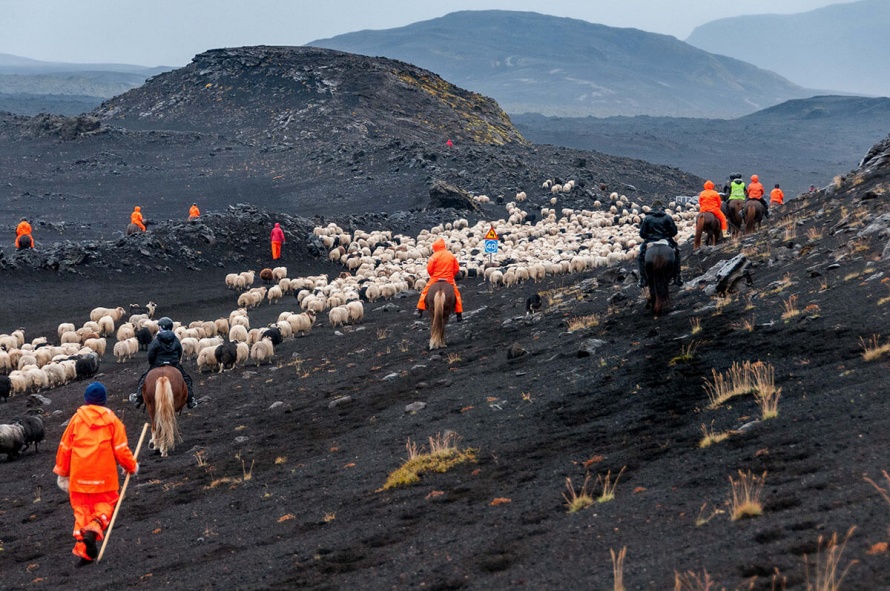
[130, 317, 197, 409]
[638, 201, 683, 288]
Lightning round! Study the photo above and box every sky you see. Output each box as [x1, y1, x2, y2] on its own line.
[0, 0, 860, 67]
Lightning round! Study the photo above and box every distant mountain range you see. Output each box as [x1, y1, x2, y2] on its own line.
[686, 0, 889, 98]
[309, 10, 818, 118]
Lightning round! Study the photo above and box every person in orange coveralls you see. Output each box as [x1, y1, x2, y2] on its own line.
[130, 206, 146, 231]
[15, 217, 33, 249]
[770, 184, 784, 206]
[698, 180, 728, 232]
[188, 203, 200, 220]
[415, 237, 463, 321]
[270, 222, 285, 260]
[746, 174, 769, 218]
[54, 382, 138, 567]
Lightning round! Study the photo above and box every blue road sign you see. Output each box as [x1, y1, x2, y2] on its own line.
[484, 239, 498, 254]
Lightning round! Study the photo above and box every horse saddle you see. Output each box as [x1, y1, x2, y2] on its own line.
[649, 239, 670, 247]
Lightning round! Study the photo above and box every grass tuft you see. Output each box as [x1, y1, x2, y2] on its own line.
[379, 432, 476, 491]
[563, 474, 595, 513]
[669, 341, 699, 366]
[699, 423, 731, 448]
[804, 527, 857, 591]
[695, 502, 724, 527]
[597, 466, 626, 503]
[729, 470, 766, 521]
[859, 334, 890, 361]
[690, 317, 702, 336]
[611, 547, 627, 591]
[567, 313, 600, 332]
[781, 295, 800, 320]
[674, 569, 719, 590]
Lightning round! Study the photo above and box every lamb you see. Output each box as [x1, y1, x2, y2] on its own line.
[0, 423, 25, 460]
[250, 337, 275, 366]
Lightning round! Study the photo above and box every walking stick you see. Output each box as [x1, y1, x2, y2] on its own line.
[97, 422, 150, 563]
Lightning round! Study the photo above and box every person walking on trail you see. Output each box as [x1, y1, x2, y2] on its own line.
[415, 237, 464, 321]
[54, 381, 138, 567]
[746, 174, 769, 218]
[770, 184, 785, 206]
[130, 317, 197, 409]
[188, 203, 200, 220]
[15, 217, 34, 249]
[130, 206, 146, 231]
[699, 181, 728, 232]
[270, 222, 285, 260]
[638, 201, 683, 288]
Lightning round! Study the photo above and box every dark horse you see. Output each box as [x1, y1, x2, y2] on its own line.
[425, 281, 456, 349]
[126, 223, 144, 236]
[722, 200, 745, 236]
[16, 235, 32, 249]
[693, 212, 722, 250]
[142, 366, 188, 457]
[744, 199, 765, 235]
[644, 241, 675, 317]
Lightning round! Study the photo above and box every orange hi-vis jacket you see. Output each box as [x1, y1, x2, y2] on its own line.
[770, 187, 784, 205]
[54, 405, 137, 494]
[131, 207, 146, 231]
[417, 238, 463, 313]
[189, 205, 200, 218]
[748, 181, 765, 200]
[698, 181, 728, 231]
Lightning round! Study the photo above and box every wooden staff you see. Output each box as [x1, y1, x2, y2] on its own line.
[97, 421, 150, 563]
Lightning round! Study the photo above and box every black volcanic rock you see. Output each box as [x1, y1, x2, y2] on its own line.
[93, 46, 526, 148]
[428, 180, 479, 212]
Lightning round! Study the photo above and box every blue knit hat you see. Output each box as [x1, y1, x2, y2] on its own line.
[84, 382, 107, 406]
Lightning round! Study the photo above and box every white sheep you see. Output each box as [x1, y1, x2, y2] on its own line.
[328, 306, 349, 328]
[90, 306, 126, 323]
[250, 338, 274, 366]
[345, 301, 364, 324]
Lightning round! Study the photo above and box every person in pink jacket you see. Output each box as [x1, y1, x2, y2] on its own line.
[270, 223, 285, 260]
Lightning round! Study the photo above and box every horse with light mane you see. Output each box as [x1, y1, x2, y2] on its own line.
[142, 365, 187, 457]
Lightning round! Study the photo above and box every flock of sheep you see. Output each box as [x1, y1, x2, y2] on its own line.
[1, 181, 701, 405]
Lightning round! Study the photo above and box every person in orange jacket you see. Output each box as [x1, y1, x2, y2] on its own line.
[54, 382, 138, 566]
[698, 180, 728, 232]
[15, 217, 34, 249]
[746, 175, 769, 218]
[270, 222, 285, 260]
[130, 206, 146, 231]
[188, 203, 200, 220]
[770, 184, 784, 206]
[415, 237, 464, 321]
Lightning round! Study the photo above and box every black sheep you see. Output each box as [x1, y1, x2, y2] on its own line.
[525, 293, 543, 315]
[0, 375, 11, 402]
[215, 341, 238, 371]
[74, 352, 99, 380]
[135, 327, 152, 351]
[16, 415, 45, 453]
[262, 326, 283, 347]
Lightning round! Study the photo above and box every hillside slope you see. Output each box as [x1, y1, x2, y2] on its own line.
[686, 0, 890, 98]
[309, 10, 815, 118]
[0, 132, 889, 589]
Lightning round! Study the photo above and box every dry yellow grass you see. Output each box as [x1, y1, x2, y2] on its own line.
[597, 466, 626, 503]
[695, 502, 724, 527]
[864, 470, 890, 506]
[751, 362, 781, 419]
[729, 470, 766, 521]
[567, 313, 600, 332]
[563, 474, 594, 513]
[860, 334, 890, 361]
[699, 423, 731, 448]
[806, 227, 824, 241]
[669, 341, 699, 366]
[674, 569, 719, 590]
[379, 432, 476, 491]
[781, 295, 800, 320]
[690, 317, 702, 335]
[805, 527, 857, 591]
[611, 547, 627, 591]
[703, 362, 757, 408]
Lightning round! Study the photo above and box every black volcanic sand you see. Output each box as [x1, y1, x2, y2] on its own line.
[2, 189, 890, 590]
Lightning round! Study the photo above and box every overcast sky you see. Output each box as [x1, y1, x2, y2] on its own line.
[0, 0, 859, 67]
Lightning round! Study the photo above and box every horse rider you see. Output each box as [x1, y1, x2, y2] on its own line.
[638, 201, 683, 288]
[130, 206, 146, 232]
[188, 203, 200, 220]
[699, 181, 728, 233]
[15, 217, 34, 249]
[415, 237, 463, 321]
[130, 317, 197, 409]
[728, 173, 747, 202]
[746, 174, 769, 218]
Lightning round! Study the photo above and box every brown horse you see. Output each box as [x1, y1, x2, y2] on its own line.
[644, 241, 674, 317]
[425, 281, 456, 349]
[142, 366, 187, 457]
[723, 200, 745, 236]
[15, 235, 33, 249]
[744, 200, 765, 235]
[693, 212, 722, 250]
[126, 223, 144, 236]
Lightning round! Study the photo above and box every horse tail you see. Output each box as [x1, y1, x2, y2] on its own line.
[429, 288, 446, 349]
[646, 245, 673, 317]
[153, 376, 179, 455]
[694, 215, 704, 250]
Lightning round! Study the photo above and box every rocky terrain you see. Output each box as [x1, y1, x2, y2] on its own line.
[1, 46, 890, 590]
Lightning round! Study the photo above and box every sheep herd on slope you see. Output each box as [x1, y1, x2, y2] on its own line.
[1, 184, 700, 404]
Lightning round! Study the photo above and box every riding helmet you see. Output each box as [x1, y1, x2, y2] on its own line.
[158, 317, 174, 331]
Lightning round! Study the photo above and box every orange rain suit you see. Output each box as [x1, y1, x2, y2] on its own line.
[270, 223, 285, 260]
[189, 204, 201, 219]
[54, 405, 137, 561]
[417, 238, 463, 313]
[698, 181, 728, 231]
[747, 176, 765, 201]
[130, 207, 146, 231]
[15, 220, 33, 248]
[770, 187, 784, 205]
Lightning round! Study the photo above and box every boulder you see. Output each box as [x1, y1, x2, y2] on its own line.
[428, 180, 480, 212]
